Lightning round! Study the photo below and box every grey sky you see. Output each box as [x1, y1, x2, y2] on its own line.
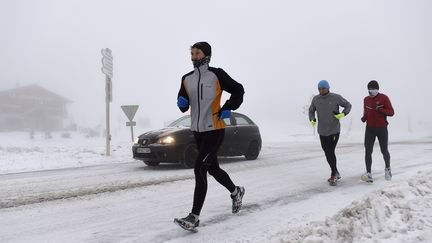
[1, 0, 431, 135]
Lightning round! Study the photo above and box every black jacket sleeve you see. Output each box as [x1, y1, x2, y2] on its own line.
[177, 76, 190, 113]
[212, 68, 245, 111]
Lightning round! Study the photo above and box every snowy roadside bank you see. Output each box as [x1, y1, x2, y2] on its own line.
[274, 170, 432, 243]
[1, 131, 431, 175]
[0, 132, 134, 174]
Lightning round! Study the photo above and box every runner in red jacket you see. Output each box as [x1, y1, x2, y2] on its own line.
[360, 80, 394, 183]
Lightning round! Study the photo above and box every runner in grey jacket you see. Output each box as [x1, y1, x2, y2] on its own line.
[308, 80, 352, 185]
[174, 42, 245, 232]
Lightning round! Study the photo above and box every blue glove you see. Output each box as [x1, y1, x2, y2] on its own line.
[219, 109, 231, 120]
[177, 96, 189, 108]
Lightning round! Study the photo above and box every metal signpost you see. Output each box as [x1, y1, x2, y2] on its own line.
[121, 105, 139, 142]
[101, 48, 113, 156]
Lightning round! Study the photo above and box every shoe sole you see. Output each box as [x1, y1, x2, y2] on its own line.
[385, 172, 392, 181]
[385, 168, 392, 180]
[361, 175, 373, 183]
[174, 218, 198, 233]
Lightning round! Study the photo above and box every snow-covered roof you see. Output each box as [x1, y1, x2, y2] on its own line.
[0, 84, 72, 104]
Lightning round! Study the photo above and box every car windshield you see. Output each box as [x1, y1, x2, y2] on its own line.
[169, 116, 191, 127]
[168, 116, 231, 127]
[235, 116, 252, 125]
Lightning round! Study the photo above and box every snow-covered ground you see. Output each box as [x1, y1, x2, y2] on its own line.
[0, 132, 133, 174]
[0, 131, 431, 242]
[277, 171, 432, 242]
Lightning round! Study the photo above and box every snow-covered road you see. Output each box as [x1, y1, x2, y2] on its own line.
[0, 138, 431, 242]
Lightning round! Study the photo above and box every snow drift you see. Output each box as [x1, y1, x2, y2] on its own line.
[277, 171, 432, 243]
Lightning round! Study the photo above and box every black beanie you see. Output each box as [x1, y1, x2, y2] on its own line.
[367, 80, 379, 90]
[191, 42, 211, 57]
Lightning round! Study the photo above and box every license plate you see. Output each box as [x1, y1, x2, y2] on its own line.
[137, 147, 151, 153]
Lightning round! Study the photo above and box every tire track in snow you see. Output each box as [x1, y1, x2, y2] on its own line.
[0, 175, 194, 209]
[1, 140, 428, 210]
[0, 151, 324, 209]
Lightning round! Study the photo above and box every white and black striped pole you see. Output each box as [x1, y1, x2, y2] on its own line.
[101, 48, 113, 156]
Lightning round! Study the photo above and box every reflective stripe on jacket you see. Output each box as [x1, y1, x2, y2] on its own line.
[178, 64, 244, 132]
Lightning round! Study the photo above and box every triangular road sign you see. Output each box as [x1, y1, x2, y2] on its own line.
[121, 105, 139, 121]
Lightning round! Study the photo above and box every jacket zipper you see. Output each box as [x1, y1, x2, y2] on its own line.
[196, 68, 202, 132]
[373, 95, 378, 127]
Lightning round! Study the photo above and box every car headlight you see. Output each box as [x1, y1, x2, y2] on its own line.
[158, 136, 175, 144]
[134, 138, 139, 144]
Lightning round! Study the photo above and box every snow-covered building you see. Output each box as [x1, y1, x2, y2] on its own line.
[0, 84, 72, 131]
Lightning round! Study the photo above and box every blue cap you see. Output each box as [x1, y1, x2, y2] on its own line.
[318, 80, 330, 89]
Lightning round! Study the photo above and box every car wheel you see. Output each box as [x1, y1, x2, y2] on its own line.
[143, 161, 160, 166]
[182, 144, 198, 169]
[245, 141, 260, 160]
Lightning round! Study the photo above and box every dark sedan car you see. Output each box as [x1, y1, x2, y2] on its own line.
[132, 112, 262, 168]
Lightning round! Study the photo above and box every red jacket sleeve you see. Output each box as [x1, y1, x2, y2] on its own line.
[378, 95, 394, 117]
